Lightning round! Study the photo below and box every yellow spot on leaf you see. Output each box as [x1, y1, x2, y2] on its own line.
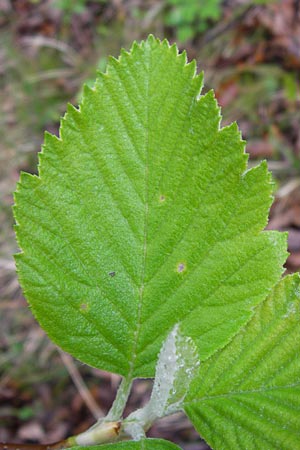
[80, 303, 89, 312]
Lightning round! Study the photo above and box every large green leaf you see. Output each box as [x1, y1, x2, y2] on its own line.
[71, 439, 182, 450]
[14, 35, 287, 378]
[184, 274, 300, 450]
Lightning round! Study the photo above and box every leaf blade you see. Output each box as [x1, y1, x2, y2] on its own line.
[14, 36, 287, 377]
[184, 274, 300, 450]
[70, 439, 182, 450]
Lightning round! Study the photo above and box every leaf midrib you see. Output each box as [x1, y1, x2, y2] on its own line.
[128, 42, 151, 379]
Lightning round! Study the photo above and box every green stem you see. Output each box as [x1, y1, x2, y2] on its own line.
[106, 376, 133, 420]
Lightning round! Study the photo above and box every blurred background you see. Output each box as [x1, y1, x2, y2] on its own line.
[0, 0, 300, 448]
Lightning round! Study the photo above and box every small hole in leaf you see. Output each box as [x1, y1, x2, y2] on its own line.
[109, 271, 116, 277]
[177, 262, 186, 273]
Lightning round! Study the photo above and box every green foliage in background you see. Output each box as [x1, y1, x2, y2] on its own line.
[165, 0, 278, 42]
[165, 0, 223, 41]
[54, 0, 107, 17]
[13, 36, 300, 449]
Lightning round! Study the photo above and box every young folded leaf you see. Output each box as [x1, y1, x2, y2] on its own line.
[150, 324, 199, 417]
[184, 274, 300, 450]
[123, 325, 199, 440]
[14, 35, 287, 379]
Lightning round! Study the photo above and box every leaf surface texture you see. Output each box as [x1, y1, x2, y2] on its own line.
[14, 36, 287, 377]
[71, 439, 182, 450]
[184, 274, 300, 450]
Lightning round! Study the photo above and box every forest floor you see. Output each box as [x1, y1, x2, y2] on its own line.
[0, 1, 300, 448]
